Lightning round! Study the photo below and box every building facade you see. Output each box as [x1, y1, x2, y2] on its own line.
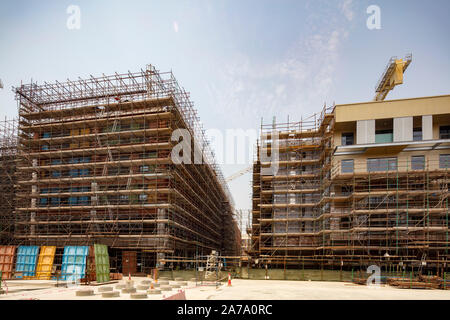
[14, 66, 240, 273]
[250, 95, 450, 270]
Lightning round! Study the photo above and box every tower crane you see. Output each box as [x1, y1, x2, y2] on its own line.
[374, 54, 412, 101]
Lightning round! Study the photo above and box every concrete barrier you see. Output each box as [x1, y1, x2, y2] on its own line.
[130, 293, 147, 299]
[148, 289, 162, 294]
[160, 285, 172, 291]
[75, 289, 94, 296]
[102, 291, 120, 298]
[121, 287, 136, 293]
[98, 286, 113, 292]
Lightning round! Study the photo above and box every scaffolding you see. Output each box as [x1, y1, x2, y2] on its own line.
[13, 65, 240, 273]
[250, 106, 449, 272]
[0, 118, 18, 245]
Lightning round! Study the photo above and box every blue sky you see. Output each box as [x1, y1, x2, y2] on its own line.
[1, 0, 449, 216]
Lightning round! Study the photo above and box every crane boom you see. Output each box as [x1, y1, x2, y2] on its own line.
[374, 54, 412, 101]
[225, 166, 252, 182]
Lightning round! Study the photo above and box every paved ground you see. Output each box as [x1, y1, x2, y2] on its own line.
[1, 277, 449, 300]
[186, 279, 450, 300]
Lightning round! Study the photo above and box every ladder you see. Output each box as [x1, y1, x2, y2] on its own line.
[204, 251, 221, 281]
[418, 252, 427, 275]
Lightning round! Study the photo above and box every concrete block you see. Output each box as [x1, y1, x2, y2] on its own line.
[115, 284, 127, 289]
[178, 281, 188, 286]
[98, 286, 113, 292]
[160, 285, 172, 291]
[121, 287, 136, 294]
[175, 277, 184, 281]
[76, 289, 94, 296]
[130, 293, 148, 299]
[141, 280, 151, 285]
[158, 280, 169, 285]
[148, 289, 162, 295]
[159, 277, 169, 281]
[190, 278, 198, 282]
[171, 284, 181, 288]
[137, 284, 149, 290]
[102, 291, 120, 298]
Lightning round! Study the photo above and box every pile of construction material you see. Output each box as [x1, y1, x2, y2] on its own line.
[388, 275, 448, 290]
[351, 278, 368, 285]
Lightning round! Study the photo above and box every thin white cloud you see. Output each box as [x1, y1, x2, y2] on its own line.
[208, 25, 349, 123]
[173, 21, 179, 33]
[340, 0, 354, 21]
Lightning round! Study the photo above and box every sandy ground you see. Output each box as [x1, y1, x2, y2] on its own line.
[1, 277, 450, 300]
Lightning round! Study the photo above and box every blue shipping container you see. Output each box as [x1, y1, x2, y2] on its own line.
[15, 246, 40, 278]
[61, 246, 89, 281]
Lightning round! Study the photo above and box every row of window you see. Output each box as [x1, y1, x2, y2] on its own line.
[341, 154, 450, 173]
[48, 165, 156, 178]
[41, 186, 91, 194]
[51, 157, 91, 165]
[38, 194, 149, 206]
[44, 152, 158, 166]
[341, 125, 450, 146]
[39, 122, 169, 138]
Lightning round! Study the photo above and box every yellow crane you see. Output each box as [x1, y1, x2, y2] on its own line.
[374, 54, 412, 101]
[225, 165, 252, 183]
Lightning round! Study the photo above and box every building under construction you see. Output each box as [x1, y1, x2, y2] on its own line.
[250, 95, 450, 271]
[0, 119, 18, 245]
[13, 65, 240, 274]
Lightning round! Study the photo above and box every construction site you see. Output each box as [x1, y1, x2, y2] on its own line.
[251, 97, 450, 271]
[0, 55, 449, 300]
[249, 55, 450, 290]
[0, 65, 240, 283]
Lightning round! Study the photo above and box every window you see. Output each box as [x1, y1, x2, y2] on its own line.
[78, 196, 89, 205]
[140, 165, 149, 173]
[413, 128, 422, 141]
[375, 129, 393, 143]
[341, 159, 354, 173]
[341, 132, 354, 146]
[119, 195, 129, 204]
[411, 156, 425, 170]
[375, 119, 393, 143]
[68, 197, 78, 206]
[440, 154, 450, 169]
[139, 194, 148, 202]
[367, 157, 397, 172]
[52, 170, 61, 178]
[440, 126, 450, 139]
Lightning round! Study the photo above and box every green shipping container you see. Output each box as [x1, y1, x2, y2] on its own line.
[94, 244, 110, 283]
